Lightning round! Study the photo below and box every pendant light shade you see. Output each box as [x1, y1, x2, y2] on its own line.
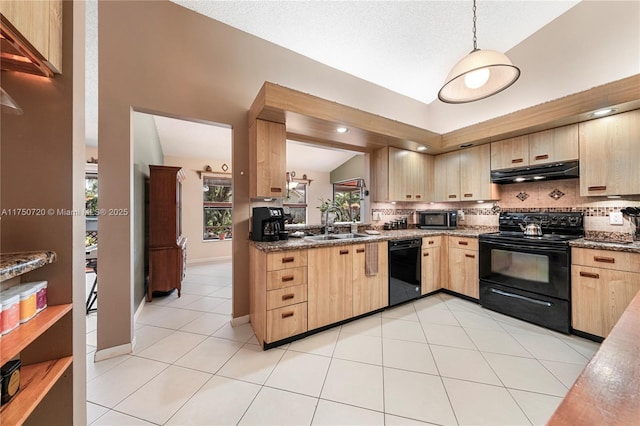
[438, 0, 520, 104]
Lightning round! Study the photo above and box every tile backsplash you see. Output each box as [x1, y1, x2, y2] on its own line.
[371, 178, 640, 239]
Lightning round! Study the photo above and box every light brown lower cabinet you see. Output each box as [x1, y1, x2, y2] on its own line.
[352, 242, 389, 316]
[571, 248, 640, 338]
[307, 245, 354, 330]
[250, 247, 308, 346]
[421, 236, 443, 294]
[447, 236, 479, 299]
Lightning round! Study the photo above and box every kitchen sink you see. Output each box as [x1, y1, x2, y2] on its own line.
[305, 233, 370, 241]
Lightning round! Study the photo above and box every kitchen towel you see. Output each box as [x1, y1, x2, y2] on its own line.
[365, 243, 378, 276]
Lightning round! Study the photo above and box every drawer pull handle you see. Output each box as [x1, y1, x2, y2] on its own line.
[340, 249, 349, 255]
[423, 253, 429, 257]
[458, 241, 469, 246]
[511, 158, 524, 164]
[428, 240, 435, 245]
[588, 185, 606, 191]
[406, 195, 412, 199]
[282, 257, 295, 263]
[594, 256, 615, 264]
[281, 275, 294, 282]
[282, 294, 295, 301]
[580, 271, 600, 279]
[448, 194, 457, 199]
[271, 187, 282, 193]
[464, 193, 473, 198]
[356, 248, 365, 253]
[465, 254, 476, 259]
[416, 195, 421, 199]
[281, 311, 294, 319]
[534, 154, 549, 160]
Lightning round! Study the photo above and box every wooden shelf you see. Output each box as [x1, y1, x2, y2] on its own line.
[0, 356, 72, 425]
[0, 304, 72, 365]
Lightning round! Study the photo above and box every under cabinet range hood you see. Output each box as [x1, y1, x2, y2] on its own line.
[0, 14, 57, 77]
[490, 161, 579, 184]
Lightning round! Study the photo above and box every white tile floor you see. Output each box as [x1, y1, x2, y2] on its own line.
[86, 261, 600, 425]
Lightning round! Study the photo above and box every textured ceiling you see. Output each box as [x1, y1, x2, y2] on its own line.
[172, 0, 580, 104]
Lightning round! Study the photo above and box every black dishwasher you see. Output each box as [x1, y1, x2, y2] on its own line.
[388, 238, 422, 307]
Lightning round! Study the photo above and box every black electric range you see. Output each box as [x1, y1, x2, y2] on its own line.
[478, 212, 584, 333]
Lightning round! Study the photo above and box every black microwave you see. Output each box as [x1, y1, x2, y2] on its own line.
[417, 210, 458, 229]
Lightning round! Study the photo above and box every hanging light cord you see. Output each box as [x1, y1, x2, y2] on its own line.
[472, 0, 478, 51]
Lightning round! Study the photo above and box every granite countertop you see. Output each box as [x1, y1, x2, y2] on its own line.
[0, 251, 57, 282]
[569, 239, 640, 254]
[251, 227, 496, 252]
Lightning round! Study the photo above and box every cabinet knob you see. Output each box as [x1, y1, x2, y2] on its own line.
[415, 195, 421, 199]
[423, 253, 429, 257]
[465, 254, 475, 259]
[406, 195, 412, 199]
[428, 240, 435, 245]
[282, 293, 295, 301]
[281, 311, 294, 319]
[463, 193, 473, 198]
[356, 248, 365, 253]
[282, 257, 295, 263]
[339, 249, 349, 255]
[281, 275, 294, 282]
[458, 241, 469, 246]
[594, 256, 615, 264]
[448, 194, 457, 199]
[511, 158, 524, 164]
[534, 154, 549, 160]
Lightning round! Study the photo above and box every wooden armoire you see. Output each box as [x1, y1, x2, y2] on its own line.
[148, 165, 187, 301]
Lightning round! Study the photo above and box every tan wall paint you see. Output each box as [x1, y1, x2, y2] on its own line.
[330, 155, 365, 184]
[164, 155, 233, 262]
[97, 0, 431, 350]
[0, 1, 86, 421]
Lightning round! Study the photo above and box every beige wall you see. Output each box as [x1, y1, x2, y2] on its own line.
[164, 156, 233, 262]
[330, 155, 365, 184]
[97, 0, 430, 352]
[0, 1, 86, 421]
[303, 170, 333, 225]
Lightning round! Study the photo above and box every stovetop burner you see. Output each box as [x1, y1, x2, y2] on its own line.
[480, 211, 585, 245]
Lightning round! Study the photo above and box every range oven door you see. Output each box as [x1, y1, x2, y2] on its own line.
[478, 240, 570, 299]
[478, 238, 571, 333]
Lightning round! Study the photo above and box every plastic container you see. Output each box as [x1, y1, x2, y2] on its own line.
[0, 294, 20, 335]
[31, 281, 48, 313]
[1, 359, 21, 405]
[6, 285, 38, 324]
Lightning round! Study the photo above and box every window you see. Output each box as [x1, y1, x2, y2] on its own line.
[203, 176, 232, 240]
[284, 182, 307, 224]
[333, 179, 362, 222]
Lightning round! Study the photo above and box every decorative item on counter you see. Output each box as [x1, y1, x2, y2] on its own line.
[1, 359, 21, 405]
[0, 293, 20, 335]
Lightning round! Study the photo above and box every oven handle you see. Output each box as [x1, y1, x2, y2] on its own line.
[490, 288, 553, 307]
[482, 241, 565, 254]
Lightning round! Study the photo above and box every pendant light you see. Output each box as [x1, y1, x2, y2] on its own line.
[438, 0, 520, 104]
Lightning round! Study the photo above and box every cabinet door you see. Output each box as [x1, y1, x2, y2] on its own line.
[579, 110, 640, 196]
[250, 119, 286, 198]
[421, 247, 441, 295]
[448, 247, 479, 299]
[528, 124, 578, 165]
[572, 266, 640, 337]
[490, 136, 529, 170]
[308, 246, 353, 329]
[434, 151, 460, 202]
[460, 144, 497, 201]
[388, 147, 414, 201]
[352, 242, 389, 316]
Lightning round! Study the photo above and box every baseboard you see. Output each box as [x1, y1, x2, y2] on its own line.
[134, 296, 146, 323]
[94, 341, 133, 362]
[187, 256, 232, 265]
[231, 314, 250, 326]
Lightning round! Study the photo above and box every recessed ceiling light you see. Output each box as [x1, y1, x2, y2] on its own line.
[591, 108, 616, 117]
[336, 127, 349, 134]
[417, 146, 427, 151]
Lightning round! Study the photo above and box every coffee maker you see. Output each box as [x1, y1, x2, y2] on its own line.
[252, 207, 287, 241]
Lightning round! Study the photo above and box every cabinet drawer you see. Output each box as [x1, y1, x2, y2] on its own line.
[266, 250, 308, 271]
[267, 266, 307, 290]
[267, 285, 307, 310]
[422, 236, 442, 248]
[266, 302, 307, 343]
[572, 248, 640, 272]
[448, 236, 478, 251]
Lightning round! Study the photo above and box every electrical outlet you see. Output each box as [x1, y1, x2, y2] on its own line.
[609, 211, 624, 225]
[373, 211, 382, 221]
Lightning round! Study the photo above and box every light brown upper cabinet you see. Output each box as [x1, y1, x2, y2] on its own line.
[372, 147, 433, 202]
[249, 119, 286, 198]
[490, 124, 578, 170]
[435, 145, 498, 202]
[0, 0, 62, 75]
[579, 109, 640, 197]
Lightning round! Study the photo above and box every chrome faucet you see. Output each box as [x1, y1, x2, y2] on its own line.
[324, 206, 341, 236]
